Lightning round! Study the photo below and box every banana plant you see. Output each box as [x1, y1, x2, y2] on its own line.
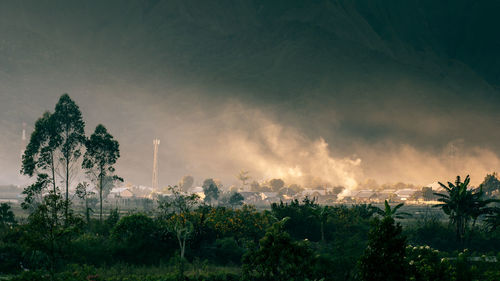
[373, 200, 411, 219]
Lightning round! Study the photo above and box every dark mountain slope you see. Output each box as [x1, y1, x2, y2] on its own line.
[0, 0, 499, 185]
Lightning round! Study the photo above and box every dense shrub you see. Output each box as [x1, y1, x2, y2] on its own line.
[405, 219, 457, 251]
[110, 213, 163, 263]
[4, 202, 500, 280]
[359, 216, 407, 281]
[271, 198, 320, 241]
[214, 237, 245, 265]
[0, 242, 23, 273]
[71, 233, 112, 265]
[406, 245, 452, 281]
[242, 218, 317, 281]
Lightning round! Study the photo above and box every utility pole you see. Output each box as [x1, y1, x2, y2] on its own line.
[152, 139, 160, 192]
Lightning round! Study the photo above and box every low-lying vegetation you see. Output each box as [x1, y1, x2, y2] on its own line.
[1, 189, 500, 280]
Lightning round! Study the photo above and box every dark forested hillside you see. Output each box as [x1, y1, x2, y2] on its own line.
[1, 0, 499, 185]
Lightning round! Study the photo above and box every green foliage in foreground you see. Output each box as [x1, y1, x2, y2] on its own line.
[0, 203, 16, 228]
[2, 197, 500, 281]
[242, 218, 316, 281]
[10, 263, 240, 281]
[359, 216, 407, 281]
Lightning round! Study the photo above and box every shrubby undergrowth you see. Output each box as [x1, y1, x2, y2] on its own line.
[2, 197, 500, 281]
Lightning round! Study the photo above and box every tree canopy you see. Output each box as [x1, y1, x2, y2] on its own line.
[82, 124, 121, 221]
[202, 178, 220, 205]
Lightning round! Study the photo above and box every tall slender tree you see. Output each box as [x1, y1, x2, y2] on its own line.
[82, 124, 120, 221]
[52, 94, 86, 219]
[21, 112, 60, 194]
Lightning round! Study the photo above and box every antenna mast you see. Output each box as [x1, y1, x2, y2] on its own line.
[20, 122, 26, 159]
[152, 139, 160, 192]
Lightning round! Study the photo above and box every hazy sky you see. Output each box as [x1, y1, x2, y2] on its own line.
[1, 0, 500, 189]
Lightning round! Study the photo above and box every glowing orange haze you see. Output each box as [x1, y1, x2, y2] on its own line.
[150, 102, 499, 191]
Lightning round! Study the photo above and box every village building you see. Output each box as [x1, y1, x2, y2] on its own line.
[301, 189, 327, 197]
[187, 186, 205, 200]
[353, 190, 377, 202]
[108, 187, 135, 199]
[394, 189, 417, 201]
[239, 191, 261, 204]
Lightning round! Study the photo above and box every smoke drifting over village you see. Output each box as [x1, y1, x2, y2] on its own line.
[1, 0, 500, 190]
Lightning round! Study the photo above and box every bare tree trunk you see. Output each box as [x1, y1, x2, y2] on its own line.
[182, 237, 186, 259]
[85, 196, 90, 225]
[50, 153, 58, 224]
[65, 156, 69, 220]
[49, 209, 56, 281]
[321, 222, 325, 243]
[176, 231, 186, 280]
[99, 172, 103, 222]
[457, 217, 466, 246]
[51, 153, 57, 193]
[176, 230, 184, 259]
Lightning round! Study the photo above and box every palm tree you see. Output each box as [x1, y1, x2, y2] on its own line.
[469, 190, 498, 228]
[311, 205, 330, 243]
[433, 175, 496, 243]
[485, 207, 500, 231]
[373, 200, 411, 219]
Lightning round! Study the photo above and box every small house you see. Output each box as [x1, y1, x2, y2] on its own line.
[109, 187, 135, 199]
